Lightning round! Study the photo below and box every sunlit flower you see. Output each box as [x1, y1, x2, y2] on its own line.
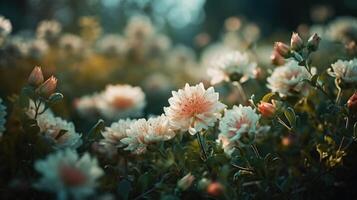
[34, 149, 103, 200]
[328, 58, 357, 83]
[36, 20, 62, 41]
[96, 34, 127, 57]
[207, 51, 257, 85]
[164, 83, 226, 135]
[177, 173, 195, 191]
[97, 84, 146, 120]
[219, 105, 266, 147]
[27, 102, 82, 149]
[59, 34, 84, 56]
[0, 98, 6, 138]
[258, 101, 276, 118]
[36, 76, 57, 98]
[144, 114, 176, 143]
[267, 60, 311, 97]
[100, 119, 133, 156]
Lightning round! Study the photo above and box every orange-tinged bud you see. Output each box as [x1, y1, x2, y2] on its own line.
[270, 50, 285, 66]
[290, 32, 303, 51]
[258, 101, 276, 118]
[274, 42, 290, 57]
[207, 182, 224, 197]
[28, 66, 44, 87]
[347, 92, 357, 113]
[36, 76, 57, 97]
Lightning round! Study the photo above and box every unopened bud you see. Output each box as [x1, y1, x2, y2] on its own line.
[290, 32, 303, 51]
[258, 101, 276, 118]
[177, 173, 195, 191]
[307, 33, 321, 51]
[28, 66, 44, 87]
[347, 92, 357, 113]
[274, 42, 290, 57]
[270, 50, 285, 66]
[207, 182, 224, 197]
[36, 76, 57, 98]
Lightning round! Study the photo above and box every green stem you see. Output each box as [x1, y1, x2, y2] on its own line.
[251, 144, 262, 159]
[196, 132, 208, 161]
[232, 81, 248, 105]
[335, 78, 343, 104]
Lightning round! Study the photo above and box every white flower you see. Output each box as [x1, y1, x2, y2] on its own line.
[120, 119, 148, 155]
[0, 16, 12, 45]
[326, 17, 357, 43]
[0, 98, 6, 138]
[207, 51, 257, 85]
[26, 39, 49, 59]
[59, 34, 84, 56]
[267, 60, 311, 97]
[328, 58, 357, 83]
[74, 94, 100, 118]
[216, 133, 235, 156]
[27, 101, 82, 149]
[144, 114, 176, 143]
[97, 84, 146, 120]
[124, 15, 154, 42]
[219, 105, 262, 147]
[164, 83, 226, 135]
[96, 34, 127, 57]
[100, 119, 133, 156]
[34, 149, 104, 200]
[36, 20, 62, 41]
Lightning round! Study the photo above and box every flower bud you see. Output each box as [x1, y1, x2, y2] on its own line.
[307, 33, 321, 52]
[270, 50, 285, 66]
[207, 182, 224, 197]
[28, 66, 44, 87]
[258, 101, 276, 118]
[274, 42, 290, 57]
[290, 32, 303, 51]
[177, 173, 195, 191]
[347, 92, 357, 113]
[36, 76, 57, 98]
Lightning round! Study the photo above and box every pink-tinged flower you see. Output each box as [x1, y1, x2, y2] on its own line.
[34, 149, 103, 200]
[164, 83, 226, 135]
[36, 76, 57, 98]
[274, 42, 290, 57]
[258, 101, 276, 118]
[347, 92, 357, 113]
[28, 66, 44, 87]
[145, 114, 176, 143]
[270, 50, 285, 66]
[177, 173, 195, 191]
[290, 32, 304, 51]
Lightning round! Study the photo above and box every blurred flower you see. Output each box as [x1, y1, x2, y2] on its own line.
[219, 105, 265, 147]
[166, 45, 196, 71]
[59, 34, 84, 56]
[146, 34, 171, 56]
[34, 149, 103, 200]
[328, 58, 357, 83]
[195, 32, 211, 48]
[74, 94, 100, 118]
[216, 133, 235, 156]
[97, 84, 146, 120]
[274, 42, 290, 58]
[270, 50, 285, 66]
[207, 182, 224, 197]
[100, 119, 133, 156]
[224, 17, 242, 32]
[177, 173, 195, 191]
[27, 102, 82, 149]
[0, 98, 6, 138]
[164, 83, 226, 135]
[2, 36, 28, 57]
[36, 20, 62, 42]
[0, 16, 12, 45]
[326, 17, 357, 43]
[290, 32, 304, 51]
[96, 34, 127, 57]
[28, 66, 44, 87]
[267, 60, 311, 97]
[36, 76, 57, 98]
[347, 92, 357, 113]
[26, 39, 49, 59]
[79, 16, 102, 43]
[307, 33, 321, 51]
[125, 15, 154, 42]
[207, 51, 257, 85]
[242, 23, 261, 44]
[258, 101, 276, 118]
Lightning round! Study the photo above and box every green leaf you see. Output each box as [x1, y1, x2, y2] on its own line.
[310, 74, 319, 86]
[284, 107, 296, 128]
[48, 93, 63, 104]
[117, 179, 132, 200]
[86, 119, 105, 141]
[261, 92, 276, 103]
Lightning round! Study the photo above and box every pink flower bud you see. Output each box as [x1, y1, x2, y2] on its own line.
[28, 66, 44, 87]
[307, 33, 321, 51]
[177, 173, 195, 191]
[274, 42, 290, 57]
[258, 101, 276, 118]
[270, 50, 285, 66]
[290, 32, 303, 51]
[347, 92, 357, 113]
[36, 76, 57, 98]
[207, 182, 224, 197]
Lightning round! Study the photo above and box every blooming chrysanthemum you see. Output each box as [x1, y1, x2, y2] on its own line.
[36, 20, 62, 41]
[164, 83, 226, 135]
[328, 58, 357, 83]
[34, 149, 104, 200]
[100, 119, 133, 156]
[59, 34, 84, 56]
[216, 133, 235, 156]
[0, 98, 6, 138]
[27, 102, 82, 149]
[97, 84, 146, 120]
[96, 34, 127, 57]
[267, 60, 311, 97]
[207, 51, 257, 85]
[144, 114, 176, 143]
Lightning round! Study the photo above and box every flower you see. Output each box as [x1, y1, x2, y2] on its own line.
[36, 76, 58, 98]
[34, 149, 103, 200]
[177, 173, 195, 191]
[74, 94, 100, 118]
[328, 58, 357, 83]
[59, 34, 84, 56]
[36, 20, 62, 41]
[28, 66, 44, 87]
[96, 34, 127, 57]
[219, 105, 266, 147]
[267, 60, 311, 97]
[125, 15, 154, 42]
[144, 114, 176, 143]
[258, 101, 276, 118]
[326, 17, 357, 43]
[26, 39, 49, 59]
[0, 98, 6, 138]
[207, 182, 224, 197]
[164, 83, 226, 135]
[347, 92, 357, 113]
[0, 16, 12, 45]
[290, 32, 303, 51]
[270, 50, 285, 66]
[207, 51, 257, 85]
[216, 133, 235, 156]
[274, 42, 290, 57]
[97, 84, 146, 120]
[100, 119, 133, 156]
[307, 33, 321, 51]
[27, 102, 82, 149]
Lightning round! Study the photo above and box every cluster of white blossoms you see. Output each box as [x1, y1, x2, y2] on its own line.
[34, 149, 104, 200]
[328, 58, 357, 84]
[164, 83, 226, 135]
[207, 51, 258, 85]
[217, 105, 267, 156]
[75, 84, 146, 121]
[36, 20, 62, 41]
[27, 101, 82, 149]
[267, 60, 311, 97]
[0, 98, 6, 138]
